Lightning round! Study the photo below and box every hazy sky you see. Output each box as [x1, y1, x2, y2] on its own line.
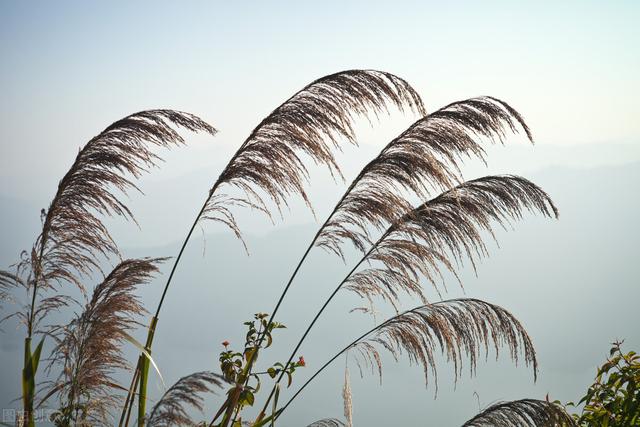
[1, 2, 639, 426]
[1, 0, 639, 200]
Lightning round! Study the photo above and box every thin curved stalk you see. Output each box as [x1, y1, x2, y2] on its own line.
[274, 298, 536, 421]
[128, 192, 216, 426]
[275, 307, 406, 420]
[254, 246, 375, 420]
[129, 69, 424, 425]
[234, 196, 354, 426]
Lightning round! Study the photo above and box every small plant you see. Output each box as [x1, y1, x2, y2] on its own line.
[567, 340, 640, 426]
[208, 313, 305, 426]
[0, 69, 580, 426]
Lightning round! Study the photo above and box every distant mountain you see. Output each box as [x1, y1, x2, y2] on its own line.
[0, 161, 638, 426]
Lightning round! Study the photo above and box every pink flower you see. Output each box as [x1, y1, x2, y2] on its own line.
[222, 340, 230, 348]
[298, 356, 306, 367]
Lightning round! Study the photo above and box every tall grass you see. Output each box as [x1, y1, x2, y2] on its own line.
[0, 71, 576, 426]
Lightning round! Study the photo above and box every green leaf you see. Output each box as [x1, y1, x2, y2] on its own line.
[270, 383, 280, 427]
[121, 331, 165, 389]
[30, 337, 44, 375]
[266, 333, 273, 348]
[252, 409, 283, 427]
[242, 390, 255, 406]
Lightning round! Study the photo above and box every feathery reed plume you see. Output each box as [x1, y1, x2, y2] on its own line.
[255, 97, 533, 395]
[276, 176, 555, 388]
[35, 110, 216, 294]
[258, 175, 556, 421]
[316, 97, 533, 258]
[277, 298, 537, 421]
[147, 372, 226, 427]
[342, 364, 353, 427]
[49, 258, 164, 425]
[461, 399, 576, 426]
[1, 108, 213, 427]
[200, 70, 425, 243]
[2, 109, 215, 337]
[307, 419, 346, 427]
[350, 299, 537, 391]
[0, 268, 26, 310]
[139, 70, 425, 427]
[345, 175, 558, 309]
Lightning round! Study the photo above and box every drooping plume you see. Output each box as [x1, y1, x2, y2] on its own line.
[49, 258, 165, 425]
[348, 299, 537, 393]
[306, 419, 346, 427]
[146, 371, 226, 427]
[34, 110, 216, 292]
[461, 399, 576, 427]
[200, 70, 425, 243]
[342, 363, 353, 427]
[316, 97, 534, 258]
[0, 268, 25, 308]
[344, 175, 558, 310]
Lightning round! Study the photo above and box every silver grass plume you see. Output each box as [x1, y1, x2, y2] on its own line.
[49, 258, 165, 425]
[315, 97, 533, 259]
[37, 110, 216, 289]
[199, 70, 425, 245]
[461, 399, 576, 426]
[306, 419, 346, 427]
[0, 269, 25, 311]
[348, 298, 537, 393]
[147, 371, 226, 427]
[277, 299, 538, 421]
[344, 175, 558, 311]
[342, 363, 353, 427]
[1, 110, 216, 335]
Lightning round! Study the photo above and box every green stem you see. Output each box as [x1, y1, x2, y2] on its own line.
[137, 316, 158, 427]
[22, 337, 34, 427]
[120, 200, 208, 426]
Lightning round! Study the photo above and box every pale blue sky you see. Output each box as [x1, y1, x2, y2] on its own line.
[1, 0, 639, 200]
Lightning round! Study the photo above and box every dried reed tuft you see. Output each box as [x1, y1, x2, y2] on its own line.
[146, 371, 226, 427]
[461, 398, 576, 426]
[344, 175, 558, 310]
[306, 419, 346, 427]
[342, 363, 353, 427]
[0, 110, 215, 338]
[349, 298, 538, 393]
[200, 70, 425, 244]
[49, 258, 165, 424]
[316, 97, 533, 259]
[36, 110, 216, 291]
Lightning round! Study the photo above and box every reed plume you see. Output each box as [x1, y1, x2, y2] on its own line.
[199, 70, 426, 244]
[265, 175, 556, 413]
[342, 364, 353, 427]
[316, 97, 533, 258]
[350, 298, 537, 390]
[277, 299, 537, 421]
[344, 175, 558, 309]
[0, 109, 214, 427]
[1, 109, 215, 336]
[306, 419, 346, 427]
[35, 110, 216, 294]
[48, 258, 164, 425]
[138, 70, 425, 427]
[461, 399, 576, 426]
[0, 269, 23, 306]
[146, 372, 226, 427]
[257, 100, 546, 420]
